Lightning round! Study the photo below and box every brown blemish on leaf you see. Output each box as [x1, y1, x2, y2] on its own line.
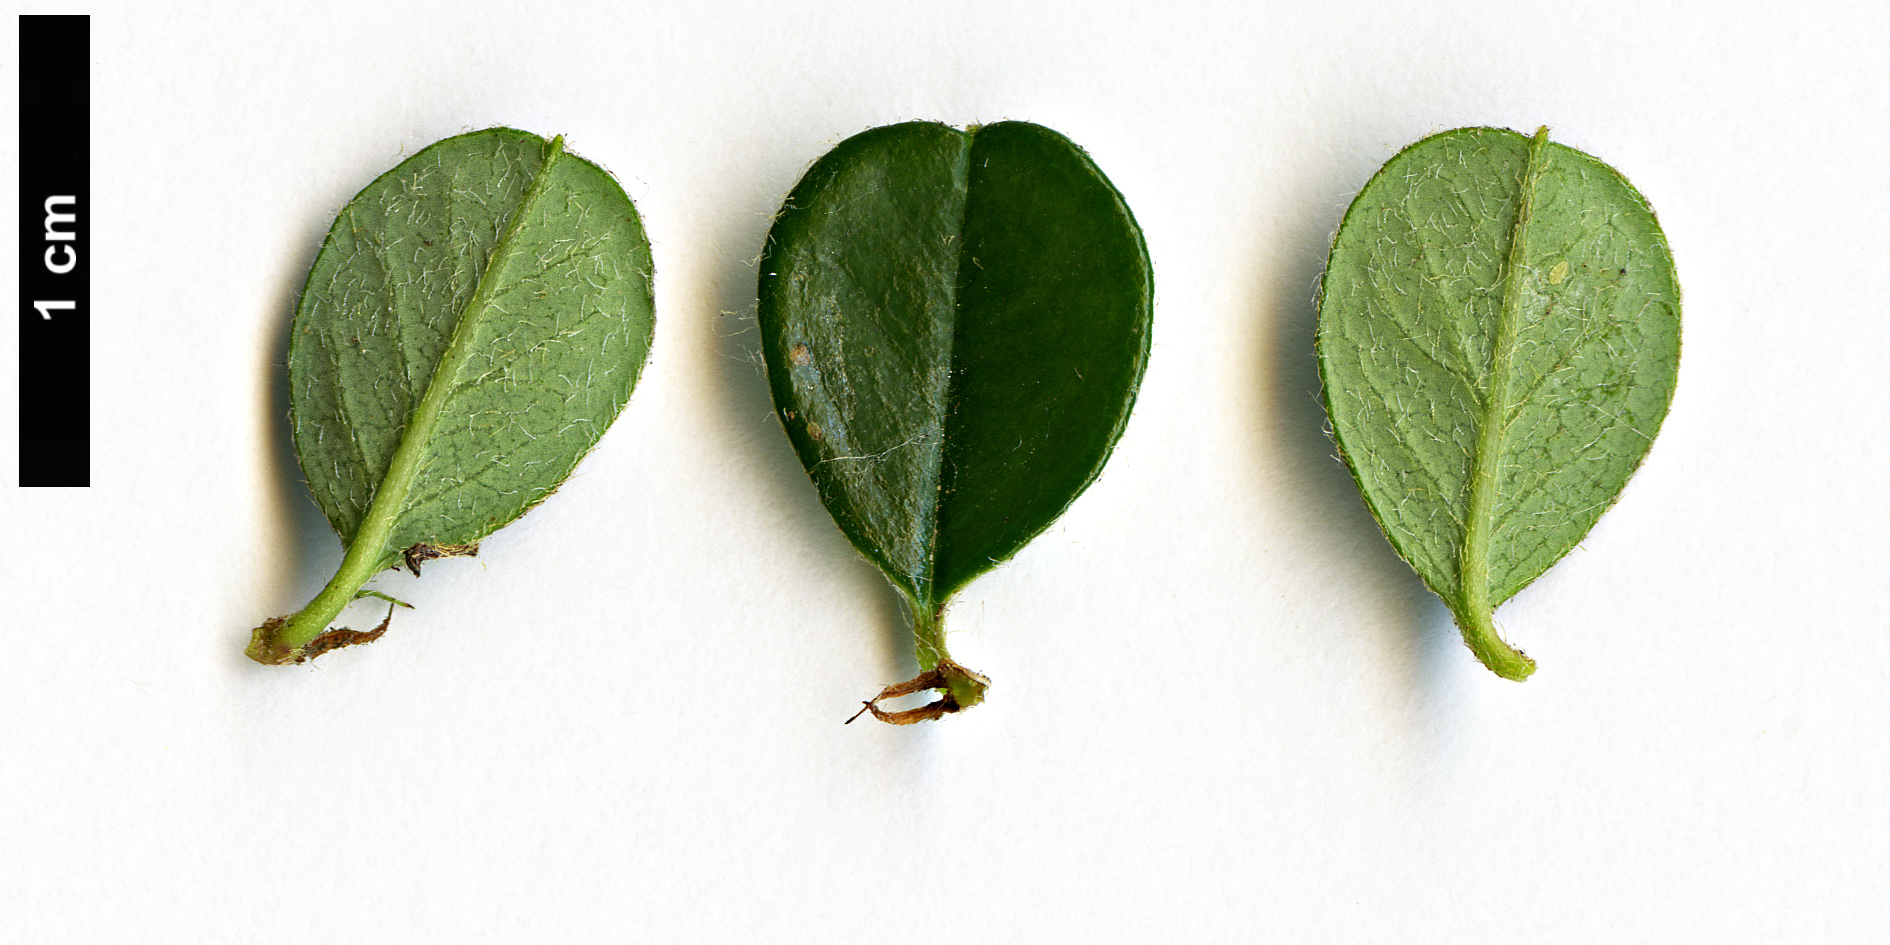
[402, 541, 480, 577]
[789, 343, 812, 366]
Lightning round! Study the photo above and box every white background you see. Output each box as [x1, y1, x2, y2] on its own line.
[3, 1, 1887, 941]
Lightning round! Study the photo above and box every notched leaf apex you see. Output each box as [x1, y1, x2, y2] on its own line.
[845, 659, 991, 725]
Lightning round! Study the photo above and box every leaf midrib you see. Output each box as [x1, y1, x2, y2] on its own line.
[913, 129, 976, 609]
[344, 135, 567, 569]
[1455, 127, 1548, 619]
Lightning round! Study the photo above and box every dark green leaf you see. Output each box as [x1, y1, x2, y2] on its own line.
[1317, 126, 1680, 679]
[758, 121, 1151, 719]
[248, 128, 654, 664]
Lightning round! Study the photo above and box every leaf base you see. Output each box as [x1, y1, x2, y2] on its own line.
[845, 659, 991, 725]
[244, 606, 396, 666]
[1455, 609, 1538, 681]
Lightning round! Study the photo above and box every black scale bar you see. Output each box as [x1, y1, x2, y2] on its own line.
[18, 14, 90, 487]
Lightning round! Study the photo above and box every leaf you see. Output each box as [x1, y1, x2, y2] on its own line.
[247, 128, 654, 664]
[758, 121, 1151, 719]
[1317, 126, 1680, 680]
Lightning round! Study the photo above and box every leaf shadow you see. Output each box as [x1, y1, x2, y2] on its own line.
[246, 205, 349, 664]
[1260, 182, 1459, 709]
[698, 182, 919, 689]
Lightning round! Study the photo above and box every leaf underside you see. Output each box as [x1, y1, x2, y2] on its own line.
[758, 121, 1152, 615]
[1317, 126, 1680, 672]
[290, 128, 654, 574]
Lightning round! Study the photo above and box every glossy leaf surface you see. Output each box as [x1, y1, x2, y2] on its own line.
[1318, 126, 1679, 679]
[759, 121, 1150, 717]
[248, 128, 653, 663]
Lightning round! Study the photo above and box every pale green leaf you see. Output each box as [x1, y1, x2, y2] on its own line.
[248, 128, 654, 664]
[1317, 126, 1680, 679]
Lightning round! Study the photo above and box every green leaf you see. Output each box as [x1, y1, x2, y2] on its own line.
[1317, 126, 1680, 680]
[247, 128, 654, 664]
[758, 121, 1151, 720]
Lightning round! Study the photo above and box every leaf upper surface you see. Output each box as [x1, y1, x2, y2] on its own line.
[758, 121, 1151, 609]
[1318, 127, 1680, 616]
[289, 128, 654, 573]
